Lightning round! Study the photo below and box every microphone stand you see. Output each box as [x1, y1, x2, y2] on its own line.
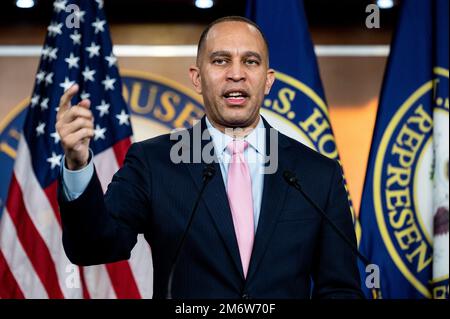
[283, 170, 382, 298]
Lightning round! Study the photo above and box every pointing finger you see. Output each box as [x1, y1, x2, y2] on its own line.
[58, 83, 79, 114]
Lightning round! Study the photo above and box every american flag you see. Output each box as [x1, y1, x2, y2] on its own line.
[0, 0, 153, 298]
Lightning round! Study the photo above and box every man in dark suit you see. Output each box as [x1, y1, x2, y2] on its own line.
[56, 16, 363, 299]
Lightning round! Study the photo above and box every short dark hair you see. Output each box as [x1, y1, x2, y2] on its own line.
[196, 16, 270, 66]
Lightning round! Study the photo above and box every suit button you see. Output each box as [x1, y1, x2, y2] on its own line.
[242, 293, 250, 299]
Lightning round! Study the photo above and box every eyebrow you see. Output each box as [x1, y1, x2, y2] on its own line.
[209, 50, 263, 62]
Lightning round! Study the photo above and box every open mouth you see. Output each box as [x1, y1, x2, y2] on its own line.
[223, 90, 249, 105]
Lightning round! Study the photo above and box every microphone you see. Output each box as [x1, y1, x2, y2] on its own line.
[282, 170, 371, 267]
[166, 164, 216, 299]
[284, 170, 383, 298]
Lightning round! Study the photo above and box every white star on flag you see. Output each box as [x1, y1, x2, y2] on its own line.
[53, 0, 67, 13]
[59, 77, 75, 92]
[31, 94, 40, 107]
[116, 110, 130, 126]
[46, 152, 62, 169]
[96, 0, 104, 9]
[36, 122, 46, 136]
[102, 75, 116, 91]
[64, 53, 79, 69]
[80, 90, 90, 100]
[94, 124, 107, 141]
[96, 100, 110, 117]
[41, 46, 51, 59]
[74, 9, 86, 23]
[82, 66, 96, 82]
[70, 31, 82, 45]
[86, 42, 100, 58]
[47, 22, 63, 37]
[92, 18, 106, 34]
[40, 97, 49, 110]
[36, 70, 46, 84]
[105, 52, 117, 67]
[50, 131, 61, 144]
[44, 72, 53, 86]
[48, 48, 58, 61]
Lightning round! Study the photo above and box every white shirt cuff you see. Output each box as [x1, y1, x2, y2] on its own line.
[61, 150, 94, 201]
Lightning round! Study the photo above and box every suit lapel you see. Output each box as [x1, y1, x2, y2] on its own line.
[183, 116, 295, 283]
[245, 119, 294, 284]
[184, 117, 244, 279]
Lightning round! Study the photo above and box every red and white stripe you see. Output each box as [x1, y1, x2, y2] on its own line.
[0, 136, 153, 298]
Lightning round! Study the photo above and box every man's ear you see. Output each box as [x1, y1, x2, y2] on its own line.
[264, 68, 276, 95]
[189, 66, 202, 94]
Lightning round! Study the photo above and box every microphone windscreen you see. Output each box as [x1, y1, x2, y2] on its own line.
[283, 170, 297, 185]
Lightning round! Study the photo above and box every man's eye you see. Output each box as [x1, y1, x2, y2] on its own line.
[246, 59, 260, 65]
[213, 59, 227, 65]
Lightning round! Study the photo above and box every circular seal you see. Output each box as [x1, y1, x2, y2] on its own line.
[373, 67, 449, 298]
[120, 69, 204, 141]
[261, 71, 338, 160]
[261, 70, 356, 224]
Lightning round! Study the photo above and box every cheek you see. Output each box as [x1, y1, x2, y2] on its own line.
[202, 80, 219, 96]
[251, 74, 270, 92]
[201, 71, 221, 86]
[256, 81, 269, 97]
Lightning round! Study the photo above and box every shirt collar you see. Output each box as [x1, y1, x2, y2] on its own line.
[205, 116, 266, 156]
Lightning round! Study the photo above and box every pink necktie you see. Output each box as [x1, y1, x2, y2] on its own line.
[226, 140, 254, 278]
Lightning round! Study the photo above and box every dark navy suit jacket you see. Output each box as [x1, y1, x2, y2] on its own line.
[58, 116, 363, 299]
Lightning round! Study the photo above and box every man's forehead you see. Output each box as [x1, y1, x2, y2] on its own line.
[205, 21, 266, 48]
[207, 21, 259, 35]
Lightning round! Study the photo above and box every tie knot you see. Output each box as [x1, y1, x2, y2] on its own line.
[227, 140, 248, 155]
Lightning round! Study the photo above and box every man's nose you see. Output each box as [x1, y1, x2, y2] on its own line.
[227, 62, 246, 82]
